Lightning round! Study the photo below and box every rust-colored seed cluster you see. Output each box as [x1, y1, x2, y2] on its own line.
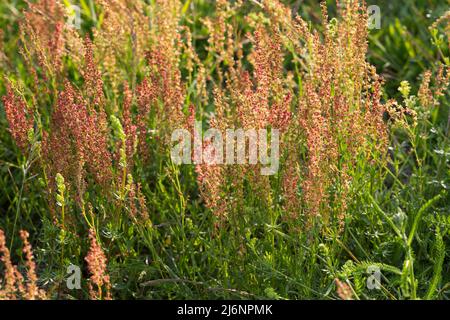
[18, 0, 83, 91]
[41, 37, 113, 210]
[121, 83, 138, 172]
[94, 0, 150, 92]
[43, 80, 111, 203]
[291, 1, 389, 225]
[0, 1, 397, 225]
[20, 0, 65, 77]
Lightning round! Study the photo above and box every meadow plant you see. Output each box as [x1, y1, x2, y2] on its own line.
[0, 229, 47, 300]
[194, 0, 389, 230]
[0, 0, 449, 301]
[85, 228, 111, 300]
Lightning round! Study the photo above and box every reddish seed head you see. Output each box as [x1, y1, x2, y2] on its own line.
[2, 86, 34, 153]
[85, 229, 112, 300]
